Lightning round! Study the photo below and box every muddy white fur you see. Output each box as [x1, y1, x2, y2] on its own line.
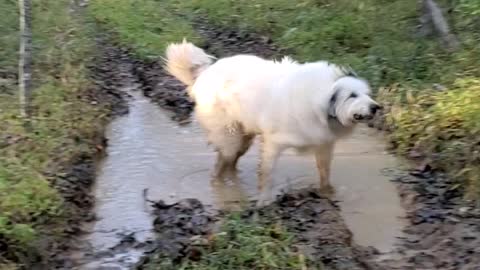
[165, 40, 380, 206]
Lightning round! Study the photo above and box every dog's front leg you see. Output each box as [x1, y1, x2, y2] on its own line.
[315, 143, 334, 195]
[257, 138, 282, 207]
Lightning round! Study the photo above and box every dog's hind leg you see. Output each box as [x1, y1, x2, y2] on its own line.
[213, 151, 230, 180]
[231, 134, 255, 169]
[256, 137, 283, 207]
[211, 126, 252, 180]
[315, 143, 335, 195]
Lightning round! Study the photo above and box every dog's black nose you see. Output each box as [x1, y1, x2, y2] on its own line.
[370, 104, 381, 115]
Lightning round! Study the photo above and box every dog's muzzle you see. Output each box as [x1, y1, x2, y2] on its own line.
[369, 103, 381, 115]
[354, 104, 382, 121]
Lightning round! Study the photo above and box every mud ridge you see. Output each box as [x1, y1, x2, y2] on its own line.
[252, 190, 383, 270]
[132, 60, 193, 123]
[135, 199, 217, 269]
[377, 170, 480, 269]
[137, 189, 386, 270]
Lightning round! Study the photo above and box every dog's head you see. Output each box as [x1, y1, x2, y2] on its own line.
[328, 76, 380, 126]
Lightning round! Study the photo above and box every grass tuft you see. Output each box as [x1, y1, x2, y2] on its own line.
[145, 214, 322, 270]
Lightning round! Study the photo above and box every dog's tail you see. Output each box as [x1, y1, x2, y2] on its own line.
[165, 39, 215, 88]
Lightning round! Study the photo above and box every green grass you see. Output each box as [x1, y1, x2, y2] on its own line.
[88, 0, 202, 59]
[87, 0, 479, 88]
[1, 0, 111, 266]
[145, 214, 322, 270]
[167, 0, 479, 89]
[0, 0, 18, 74]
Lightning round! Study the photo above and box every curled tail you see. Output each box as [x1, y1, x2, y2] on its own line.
[165, 39, 215, 90]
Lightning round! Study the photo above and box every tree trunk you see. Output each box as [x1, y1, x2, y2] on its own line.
[18, 0, 32, 119]
[419, 0, 460, 50]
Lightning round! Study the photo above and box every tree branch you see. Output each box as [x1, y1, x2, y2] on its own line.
[18, 0, 32, 120]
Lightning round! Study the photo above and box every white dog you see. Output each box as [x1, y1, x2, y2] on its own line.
[165, 40, 380, 205]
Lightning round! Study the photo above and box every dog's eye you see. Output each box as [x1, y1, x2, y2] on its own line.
[349, 93, 358, 98]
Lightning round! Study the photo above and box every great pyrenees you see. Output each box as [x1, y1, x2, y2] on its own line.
[165, 40, 380, 205]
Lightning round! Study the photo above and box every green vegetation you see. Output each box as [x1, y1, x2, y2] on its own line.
[0, 0, 18, 73]
[1, 0, 111, 267]
[89, 0, 202, 59]
[380, 79, 480, 198]
[145, 214, 321, 270]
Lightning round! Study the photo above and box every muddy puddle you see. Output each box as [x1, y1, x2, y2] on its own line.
[78, 77, 405, 268]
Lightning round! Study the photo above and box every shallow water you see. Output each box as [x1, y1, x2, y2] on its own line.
[79, 84, 405, 268]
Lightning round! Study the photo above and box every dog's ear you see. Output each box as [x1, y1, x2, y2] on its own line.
[340, 65, 358, 78]
[328, 91, 337, 117]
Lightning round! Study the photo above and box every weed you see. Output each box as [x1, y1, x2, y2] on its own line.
[383, 78, 480, 198]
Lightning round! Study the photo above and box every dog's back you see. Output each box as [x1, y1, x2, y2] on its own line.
[192, 55, 292, 131]
[165, 41, 348, 140]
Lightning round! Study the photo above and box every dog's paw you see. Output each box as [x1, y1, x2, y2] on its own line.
[319, 185, 335, 196]
[256, 192, 273, 207]
[256, 199, 272, 208]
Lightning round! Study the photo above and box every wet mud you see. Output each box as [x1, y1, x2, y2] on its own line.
[254, 190, 382, 270]
[137, 191, 383, 270]
[376, 171, 480, 270]
[138, 174, 480, 270]
[135, 198, 216, 268]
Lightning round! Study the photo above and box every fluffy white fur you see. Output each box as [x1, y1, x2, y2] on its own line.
[165, 40, 380, 205]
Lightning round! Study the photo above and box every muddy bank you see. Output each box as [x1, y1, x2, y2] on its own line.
[135, 199, 216, 269]
[376, 170, 480, 269]
[254, 190, 382, 270]
[133, 61, 193, 123]
[46, 38, 129, 268]
[137, 189, 382, 270]
[367, 89, 480, 268]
